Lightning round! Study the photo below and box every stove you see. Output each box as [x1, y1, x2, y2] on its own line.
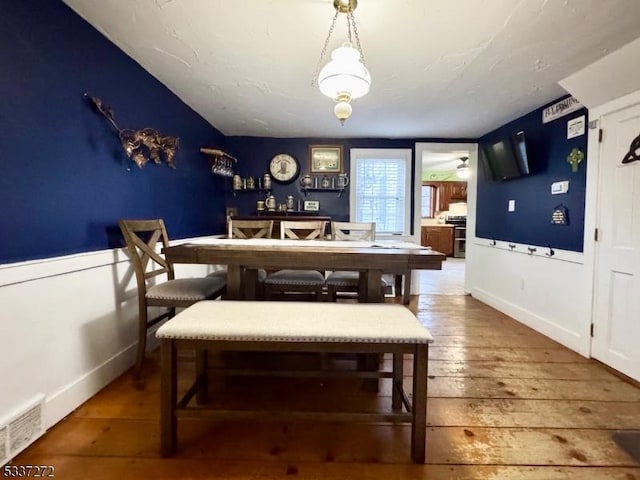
[445, 216, 466, 258]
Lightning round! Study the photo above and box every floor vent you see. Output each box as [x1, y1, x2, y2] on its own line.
[1, 395, 45, 465]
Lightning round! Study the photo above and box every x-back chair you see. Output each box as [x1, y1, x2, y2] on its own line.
[263, 220, 327, 301]
[325, 221, 390, 301]
[119, 219, 226, 377]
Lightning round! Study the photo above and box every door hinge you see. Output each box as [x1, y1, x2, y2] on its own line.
[594, 228, 599, 242]
[590, 323, 595, 337]
[599, 129, 603, 142]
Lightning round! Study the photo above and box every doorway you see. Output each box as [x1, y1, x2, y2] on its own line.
[414, 142, 477, 295]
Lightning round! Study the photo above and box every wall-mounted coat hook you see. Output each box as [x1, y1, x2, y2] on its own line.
[490, 240, 497, 246]
[508, 243, 516, 251]
[527, 247, 537, 256]
[545, 245, 555, 257]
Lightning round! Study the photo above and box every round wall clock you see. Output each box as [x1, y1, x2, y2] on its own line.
[269, 153, 299, 184]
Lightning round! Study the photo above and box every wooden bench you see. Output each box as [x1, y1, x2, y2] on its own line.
[156, 301, 434, 463]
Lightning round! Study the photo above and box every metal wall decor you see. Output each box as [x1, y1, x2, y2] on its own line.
[621, 131, 640, 165]
[85, 94, 179, 168]
[566, 147, 584, 173]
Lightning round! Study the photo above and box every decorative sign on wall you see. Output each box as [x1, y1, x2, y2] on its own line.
[567, 115, 586, 139]
[542, 96, 583, 124]
[621, 131, 640, 165]
[551, 204, 569, 225]
[567, 147, 584, 173]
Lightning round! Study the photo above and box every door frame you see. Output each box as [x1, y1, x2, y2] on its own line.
[415, 142, 478, 293]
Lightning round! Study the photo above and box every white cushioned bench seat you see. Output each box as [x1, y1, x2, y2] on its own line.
[157, 300, 433, 463]
[156, 301, 433, 344]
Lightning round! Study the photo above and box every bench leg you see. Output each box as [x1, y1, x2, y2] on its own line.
[411, 345, 428, 463]
[196, 349, 209, 404]
[392, 353, 403, 411]
[161, 339, 177, 457]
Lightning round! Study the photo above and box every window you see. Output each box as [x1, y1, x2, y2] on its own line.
[350, 149, 412, 236]
[421, 184, 436, 218]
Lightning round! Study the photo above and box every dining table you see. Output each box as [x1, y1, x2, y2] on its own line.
[163, 238, 446, 303]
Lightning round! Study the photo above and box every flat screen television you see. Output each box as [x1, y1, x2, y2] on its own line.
[483, 131, 531, 181]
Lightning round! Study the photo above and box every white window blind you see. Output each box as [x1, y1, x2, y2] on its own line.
[353, 156, 407, 234]
[421, 185, 435, 218]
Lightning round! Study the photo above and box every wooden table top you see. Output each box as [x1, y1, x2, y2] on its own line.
[163, 239, 446, 272]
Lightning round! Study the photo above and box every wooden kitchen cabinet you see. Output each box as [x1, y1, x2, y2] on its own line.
[450, 181, 467, 199]
[421, 225, 454, 256]
[424, 181, 467, 212]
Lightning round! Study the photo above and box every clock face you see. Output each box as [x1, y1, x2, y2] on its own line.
[269, 153, 299, 184]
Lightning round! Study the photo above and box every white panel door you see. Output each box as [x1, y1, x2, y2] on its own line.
[592, 102, 640, 381]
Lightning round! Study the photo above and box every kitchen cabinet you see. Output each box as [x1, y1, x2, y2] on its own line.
[424, 181, 467, 212]
[421, 225, 454, 256]
[450, 182, 467, 199]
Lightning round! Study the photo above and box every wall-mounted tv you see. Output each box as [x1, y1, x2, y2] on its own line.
[483, 131, 531, 181]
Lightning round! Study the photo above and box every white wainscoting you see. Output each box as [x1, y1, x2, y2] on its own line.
[466, 238, 593, 357]
[0, 238, 217, 432]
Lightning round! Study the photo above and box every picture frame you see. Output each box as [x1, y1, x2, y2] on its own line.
[309, 145, 343, 173]
[303, 200, 320, 212]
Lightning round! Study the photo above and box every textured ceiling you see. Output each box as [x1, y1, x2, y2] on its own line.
[63, 0, 640, 139]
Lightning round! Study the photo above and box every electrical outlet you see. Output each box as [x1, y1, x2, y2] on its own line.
[508, 200, 515, 212]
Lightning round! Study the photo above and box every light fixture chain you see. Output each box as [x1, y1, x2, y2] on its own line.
[312, 10, 339, 87]
[349, 12, 366, 66]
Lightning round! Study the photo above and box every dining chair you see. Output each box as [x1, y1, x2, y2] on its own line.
[223, 219, 275, 299]
[119, 219, 227, 377]
[325, 221, 390, 301]
[263, 220, 327, 301]
[227, 219, 274, 239]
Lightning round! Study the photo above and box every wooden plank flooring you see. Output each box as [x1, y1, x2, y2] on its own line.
[12, 293, 640, 479]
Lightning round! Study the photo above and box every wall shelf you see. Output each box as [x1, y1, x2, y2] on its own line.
[232, 188, 270, 197]
[301, 187, 347, 198]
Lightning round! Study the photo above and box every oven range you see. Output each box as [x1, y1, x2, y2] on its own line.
[446, 216, 466, 258]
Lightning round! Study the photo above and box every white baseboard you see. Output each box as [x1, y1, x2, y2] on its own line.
[44, 343, 137, 429]
[471, 287, 590, 357]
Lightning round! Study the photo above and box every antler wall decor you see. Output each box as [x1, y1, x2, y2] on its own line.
[85, 93, 179, 169]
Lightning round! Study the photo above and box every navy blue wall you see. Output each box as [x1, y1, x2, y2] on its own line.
[0, 0, 228, 264]
[475, 98, 588, 252]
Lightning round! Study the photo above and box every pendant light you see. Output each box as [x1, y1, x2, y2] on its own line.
[314, 0, 371, 125]
[456, 157, 471, 179]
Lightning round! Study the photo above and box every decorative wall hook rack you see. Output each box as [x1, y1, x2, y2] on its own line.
[200, 148, 237, 177]
[84, 94, 179, 169]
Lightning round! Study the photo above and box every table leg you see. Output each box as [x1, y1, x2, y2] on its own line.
[403, 271, 412, 305]
[226, 265, 243, 300]
[160, 339, 177, 457]
[243, 268, 258, 300]
[365, 269, 383, 303]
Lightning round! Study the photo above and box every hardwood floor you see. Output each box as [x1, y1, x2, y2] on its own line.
[13, 292, 640, 479]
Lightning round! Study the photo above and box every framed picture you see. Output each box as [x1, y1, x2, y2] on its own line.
[309, 145, 343, 173]
[303, 200, 320, 212]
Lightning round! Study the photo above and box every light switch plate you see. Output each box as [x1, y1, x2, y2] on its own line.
[551, 181, 569, 194]
[508, 199, 515, 212]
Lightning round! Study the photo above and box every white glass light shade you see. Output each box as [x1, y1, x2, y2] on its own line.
[334, 100, 353, 124]
[318, 43, 371, 100]
[456, 163, 471, 179]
